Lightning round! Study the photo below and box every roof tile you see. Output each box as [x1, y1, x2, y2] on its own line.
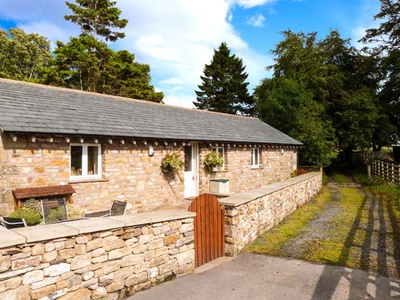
[0, 79, 301, 145]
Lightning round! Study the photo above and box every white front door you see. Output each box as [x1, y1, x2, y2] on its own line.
[184, 143, 199, 198]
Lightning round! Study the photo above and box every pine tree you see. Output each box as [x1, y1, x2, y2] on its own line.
[194, 42, 254, 115]
[65, 0, 128, 42]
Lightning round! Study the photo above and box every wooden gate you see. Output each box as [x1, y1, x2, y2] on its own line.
[188, 194, 225, 267]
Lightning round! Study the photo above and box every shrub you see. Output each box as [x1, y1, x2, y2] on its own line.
[66, 204, 83, 220]
[9, 207, 42, 226]
[45, 207, 65, 223]
[22, 198, 42, 216]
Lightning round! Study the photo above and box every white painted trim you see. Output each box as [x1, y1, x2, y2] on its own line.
[251, 148, 260, 168]
[69, 143, 102, 180]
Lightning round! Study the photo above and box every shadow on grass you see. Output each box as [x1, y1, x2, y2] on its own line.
[311, 190, 400, 299]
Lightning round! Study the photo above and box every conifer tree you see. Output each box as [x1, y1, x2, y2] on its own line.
[65, 0, 128, 42]
[194, 42, 254, 115]
[44, 0, 163, 102]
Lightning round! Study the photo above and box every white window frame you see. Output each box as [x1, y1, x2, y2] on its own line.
[69, 144, 102, 179]
[213, 147, 225, 171]
[251, 148, 260, 168]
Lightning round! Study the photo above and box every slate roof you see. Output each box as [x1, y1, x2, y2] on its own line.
[0, 79, 301, 146]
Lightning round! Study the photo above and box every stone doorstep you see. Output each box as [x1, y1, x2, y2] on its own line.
[194, 257, 233, 274]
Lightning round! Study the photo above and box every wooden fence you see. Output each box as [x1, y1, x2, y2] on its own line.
[371, 160, 400, 185]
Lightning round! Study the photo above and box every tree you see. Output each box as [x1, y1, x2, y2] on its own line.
[65, 0, 128, 41]
[255, 77, 336, 166]
[255, 30, 384, 166]
[194, 42, 254, 115]
[100, 50, 164, 102]
[0, 28, 52, 81]
[361, 0, 400, 136]
[44, 37, 164, 102]
[43, 0, 163, 102]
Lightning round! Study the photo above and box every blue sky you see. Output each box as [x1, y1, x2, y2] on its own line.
[0, 0, 381, 108]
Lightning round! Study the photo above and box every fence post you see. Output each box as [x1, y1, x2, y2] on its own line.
[392, 163, 395, 183]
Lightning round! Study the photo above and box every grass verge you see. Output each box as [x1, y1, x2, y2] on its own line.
[243, 186, 332, 255]
[245, 166, 400, 277]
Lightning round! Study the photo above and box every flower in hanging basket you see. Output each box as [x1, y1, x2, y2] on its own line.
[161, 150, 184, 174]
[204, 151, 224, 172]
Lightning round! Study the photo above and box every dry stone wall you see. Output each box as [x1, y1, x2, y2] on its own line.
[221, 172, 322, 255]
[0, 212, 195, 300]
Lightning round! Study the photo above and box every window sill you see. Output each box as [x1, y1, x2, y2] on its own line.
[251, 166, 263, 170]
[68, 178, 109, 184]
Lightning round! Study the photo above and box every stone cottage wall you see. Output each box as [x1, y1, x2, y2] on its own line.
[0, 134, 184, 216]
[199, 145, 298, 195]
[221, 172, 322, 256]
[0, 133, 298, 216]
[0, 211, 195, 300]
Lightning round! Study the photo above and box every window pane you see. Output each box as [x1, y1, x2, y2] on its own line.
[87, 146, 99, 175]
[255, 149, 259, 165]
[214, 147, 225, 170]
[252, 148, 259, 166]
[184, 146, 192, 171]
[71, 146, 82, 175]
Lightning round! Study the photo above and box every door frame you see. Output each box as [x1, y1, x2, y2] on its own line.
[184, 142, 199, 198]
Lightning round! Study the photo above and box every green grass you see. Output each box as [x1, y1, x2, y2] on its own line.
[243, 187, 332, 254]
[305, 187, 365, 267]
[245, 165, 400, 276]
[331, 173, 350, 183]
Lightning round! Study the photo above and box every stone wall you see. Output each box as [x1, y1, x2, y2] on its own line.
[221, 172, 322, 256]
[0, 211, 195, 300]
[0, 133, 298, 216]
[0, 134, 184, 216]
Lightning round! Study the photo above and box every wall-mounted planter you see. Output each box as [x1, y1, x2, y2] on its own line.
[209, 179, 230, 195]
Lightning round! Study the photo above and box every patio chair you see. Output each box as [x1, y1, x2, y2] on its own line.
[84, 200, 127, 219]
[41, 198, 68, 224]
[0, 217, 27, 229]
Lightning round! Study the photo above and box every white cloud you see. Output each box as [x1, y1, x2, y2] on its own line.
[164, 95, 196, 108]
[229, 0, 276, 9]
[116, 0, 257, 107]
[0, 0, 273, 108]
[350, 0, 381, 50]
[247, 14, 266, 28]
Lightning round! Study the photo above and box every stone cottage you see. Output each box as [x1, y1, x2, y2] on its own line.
[0, 78, 301, 216]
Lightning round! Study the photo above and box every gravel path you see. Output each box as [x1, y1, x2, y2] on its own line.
[279, 177, 400, 278]
[280, 187, 341, 258]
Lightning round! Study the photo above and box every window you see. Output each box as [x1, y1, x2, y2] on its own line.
[70, 144, 102, 179]
[251, 148, 260, 168]
[214, 147, 225, 170]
